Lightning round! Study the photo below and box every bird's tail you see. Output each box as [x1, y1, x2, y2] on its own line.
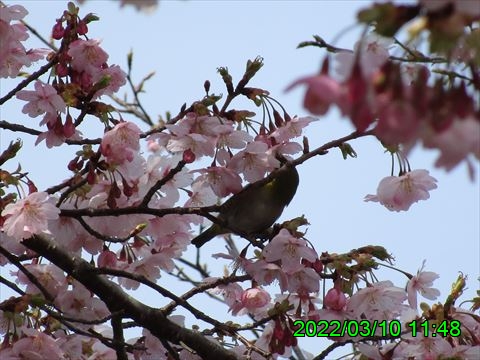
[191, 224, 223, 248]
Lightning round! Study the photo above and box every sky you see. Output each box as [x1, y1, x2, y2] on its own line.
[1, 1, 479, 358]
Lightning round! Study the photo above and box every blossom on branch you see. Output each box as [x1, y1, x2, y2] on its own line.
[364, 169, 438, 211]
[1, 191, 60, 240]
[100, 121, 141, 165]
[16, 81, 66, 117]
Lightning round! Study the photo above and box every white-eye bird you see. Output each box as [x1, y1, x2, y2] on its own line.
[191, 162, 299, 247]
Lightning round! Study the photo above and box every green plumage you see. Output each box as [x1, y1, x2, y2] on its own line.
[191, 164, 299, 247]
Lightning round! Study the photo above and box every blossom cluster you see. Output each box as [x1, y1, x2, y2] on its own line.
[0, 5, 47, 78]
[290, 33, 480, 178]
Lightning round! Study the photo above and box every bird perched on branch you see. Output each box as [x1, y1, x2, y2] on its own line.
[191, 161, 299, 248]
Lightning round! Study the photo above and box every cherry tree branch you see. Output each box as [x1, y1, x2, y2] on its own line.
[21, 235, 238, 360]
[0, 58, 58, 106]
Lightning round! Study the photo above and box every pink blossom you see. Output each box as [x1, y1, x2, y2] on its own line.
[55, 282, 109, 326]
[216, 126, 252, 149]
[357, 343, 397, 360]
[91, 64, 127, 98]
[194, 166, 243, 197]
[0, 4, 28, 21]
[97, 249, 118, 268]
[270, 116, 316, 142]
[263, 229, 317, 274]
[138, 154, 192, 207]
[231, 287, 271, 316]
[423, 116, 480, 174]
[0, 5, 47, 78]
[334, 33, 392, 81]
[285, 267, 320, 294]
[147, 214, 194, 254]
[268, 141, 303, 159]
[118, 252, 173, 290]
[67, 39, 108, 75]
[101, 121, 141, 165]
[137, 154, 193, 207]
[227, 141, 280, 182]
[11, 328, 64, 359]
[243, 259, 289, 292]
[16, 81, 66, 117]
[184, 181, 217, 207]
[15, 263, 67, 297]
[346, 281, 407, 321]
[364, 169, 438, 212]
[401, 64, 430, 84]
[395, 334, 453, 359]
[211, 282, 244, 311]
[2, 191, 60, 240]
[0, 232, 28, 265]
[406, 262, 440, 308]
[35, 113, 82, 148]
[286, 74, 342, 115]
[375, 98, 420, 145]
[167, 133, 216, 159]
[167, 114, 224, 137]
[324, 287, 347, 311]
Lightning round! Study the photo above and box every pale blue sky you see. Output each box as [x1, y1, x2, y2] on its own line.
[1, 1, 479, 358]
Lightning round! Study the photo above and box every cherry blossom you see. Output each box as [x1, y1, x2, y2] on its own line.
[334, 33, 392, 81]
[0, 232, 27, 265]
[406, 262, 440, 308]
[364, 169, 438, 211]
[91, 64, 127, 98]
[8, 327, 64, 359]
[193, 166, 243, 197]
[1, 191, 60, 240]
[395, 334, 454, 359]
[243, 259, 289, 292]
[270, 116, 316, 142]
[346, 281, 407, 321]
[324, 287, 347, 311]
[423, 116, 480, 174]
[227, 141, 280, 182]
[166, 132, 216, 159]
[0, 5, 47, 78]
[14, 263, 68, 297]
[263, 229, 317, 274]
[216, 125, 252, 149]
[231, 287, 271, 316]
[55, 282, 109, 329]
[100, 121, 141, 165]
[67, 39, 109, 75]
[285, 267, 321, 293]
[286, 73, 342, 115]
[16, 81, 66, 117]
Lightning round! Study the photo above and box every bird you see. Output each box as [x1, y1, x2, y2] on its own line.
[191, 161, 299, 248]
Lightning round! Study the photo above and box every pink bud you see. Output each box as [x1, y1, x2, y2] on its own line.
[77, 20, 88, 35]
[52, 21, 65, 40]
[63, 114, 75, 138]
[241, 288, 270, 310]
[97, 250, 117, 268]
[324, 288, 347, 311]
[182, 149, 195, 163]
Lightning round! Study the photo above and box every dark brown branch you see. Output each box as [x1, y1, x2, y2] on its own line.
[94, 267, 228, 331]
[0, 58, 57, 106]
[22, 235, 238, 360]
[140, 159, 187, 207]
[0, 246, 54, 302]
